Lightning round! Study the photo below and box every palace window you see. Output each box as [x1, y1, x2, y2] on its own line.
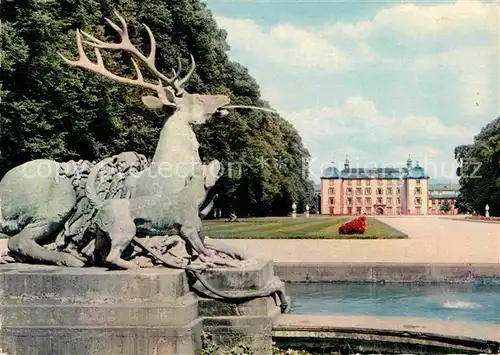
[377, 188, 383, 195]
[346, 188, 353, 195]
[387, 206, 393, 214]
[365, 207, 372, 214]
[329, 180, 336, 186]
[329, 207, 334, 214]
[387, 197, 393, 204]
[432, 200, 436, 205]
[356, 197, 362, 205]
[356, 187, 362, 195]
[347, 180, 352, 186]
[377, 180, 383, 186]
[366, 180, 371, 186]
[415, 187, 422, 194]
[356, 180, 362, 186]
[365, 197, 372, 205]
[396, 187, 401, 194]
[386, 187, 393, 194]
[365, 187, 372, 195]
[416, 179, 421, 185]
[377, 197, 383, 204]
[415, 197, 422, 205]
[329, 197, 335, 205]
[347, 207, 353, 215]
[347, 198, 353, 205]
[356, 207, 362, 215]
[328, 187, 335, 195]
[396, 197, 401, 205]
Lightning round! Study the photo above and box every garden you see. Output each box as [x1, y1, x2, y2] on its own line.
[203, 216, 407, 239]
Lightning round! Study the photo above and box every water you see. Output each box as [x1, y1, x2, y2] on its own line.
[287, 282, 500, 324]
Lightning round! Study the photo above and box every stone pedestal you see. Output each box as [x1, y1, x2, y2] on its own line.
[0, 260, 284, 355]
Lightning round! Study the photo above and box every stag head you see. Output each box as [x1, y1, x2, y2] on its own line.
[58, 11, 242, 125]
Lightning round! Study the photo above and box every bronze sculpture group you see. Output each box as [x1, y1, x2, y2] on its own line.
[0, 12, 287, 311]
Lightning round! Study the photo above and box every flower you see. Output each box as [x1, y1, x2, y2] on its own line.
[468, 216, 500, 222]
[339, 216, 366, 234]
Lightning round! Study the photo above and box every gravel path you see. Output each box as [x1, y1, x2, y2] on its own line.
[1, 216, 498, 264]
[218, 216, 500, 264]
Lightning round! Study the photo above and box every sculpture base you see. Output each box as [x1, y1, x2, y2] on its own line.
[0, 260, 285, 355]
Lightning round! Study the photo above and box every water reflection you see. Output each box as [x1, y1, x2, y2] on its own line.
[287, 282, 500, 324]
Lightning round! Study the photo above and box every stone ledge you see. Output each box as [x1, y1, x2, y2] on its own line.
[273, 314, 500, 354]
[275, 262, 500, 283]
[196, 259, 274, 291]
[0, 292, 199, 327]
[1, 318, 203, 355]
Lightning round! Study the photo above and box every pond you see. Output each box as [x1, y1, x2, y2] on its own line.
[287, 282, 500, 324]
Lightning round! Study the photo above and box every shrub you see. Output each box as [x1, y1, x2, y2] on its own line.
[339, 216, 366, 234]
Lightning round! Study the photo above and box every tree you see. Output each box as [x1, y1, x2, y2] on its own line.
[454, 117, 500, 216]
[440, 200, 451, 213]
[0, 0, 314, 216]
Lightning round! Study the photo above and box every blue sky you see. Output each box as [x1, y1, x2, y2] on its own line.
[204, 0, 499, 183]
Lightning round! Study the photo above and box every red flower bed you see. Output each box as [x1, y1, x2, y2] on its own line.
[339, 216, 367, 234]
[468, 216, 500, 222]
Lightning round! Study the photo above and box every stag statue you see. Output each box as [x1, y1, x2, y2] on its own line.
[0, 10, 288, 312]
[54, 11, 262, 269]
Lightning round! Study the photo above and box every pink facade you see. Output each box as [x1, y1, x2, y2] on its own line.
[428, 198, 458, 215]
[320, 177, 429, 216]
[320, 157, 432, 216]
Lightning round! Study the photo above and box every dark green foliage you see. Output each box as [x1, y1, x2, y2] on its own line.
[454, 117, 500, 216]
[0, 0, 314, 216]
[440, 200, 450, 212]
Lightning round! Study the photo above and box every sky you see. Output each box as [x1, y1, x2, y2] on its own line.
[203, 0, 499, 183]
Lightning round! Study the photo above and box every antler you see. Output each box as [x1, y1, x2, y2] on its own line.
[59, 11, 195, 99]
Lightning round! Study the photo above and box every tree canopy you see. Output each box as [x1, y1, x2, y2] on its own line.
[454, 117, 500, 216]
[0, 0, 314, 217]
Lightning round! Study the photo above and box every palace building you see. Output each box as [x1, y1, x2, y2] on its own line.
[320, 156, 429, 216]
[428, 183, 460, 215]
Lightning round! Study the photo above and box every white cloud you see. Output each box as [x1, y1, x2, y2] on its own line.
[282, 96, 476, 181]
[285, 96, 474, 144]
[211, 0, 497, 181]
[215, 16, 349, 70]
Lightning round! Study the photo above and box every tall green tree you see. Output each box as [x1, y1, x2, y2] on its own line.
[0, 0, 314, 217]
[454, 117, 500, 216]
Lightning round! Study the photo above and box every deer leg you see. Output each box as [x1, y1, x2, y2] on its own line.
[180, 225, 214, 258]
[180, 225, 240, 268]
[8, 220, 85, 267]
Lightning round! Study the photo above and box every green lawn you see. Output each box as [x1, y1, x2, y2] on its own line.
[203, 216, 407, 239]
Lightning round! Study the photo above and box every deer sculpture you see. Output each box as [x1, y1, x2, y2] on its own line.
[58, 12, 279, 271]
[57, 12, 288, 310]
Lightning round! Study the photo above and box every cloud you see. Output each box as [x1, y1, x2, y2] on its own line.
[215, 16, 350, 70]
[282, 96, 476, 181]
[211, 0, 497, 181]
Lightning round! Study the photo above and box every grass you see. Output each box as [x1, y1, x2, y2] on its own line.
[203, 216, 407, 239]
